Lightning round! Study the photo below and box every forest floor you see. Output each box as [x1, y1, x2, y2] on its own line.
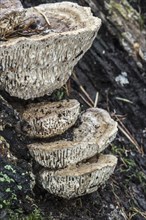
[0, 0, 146, 219]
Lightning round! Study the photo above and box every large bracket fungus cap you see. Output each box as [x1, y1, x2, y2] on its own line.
[0, 2, 101, 100]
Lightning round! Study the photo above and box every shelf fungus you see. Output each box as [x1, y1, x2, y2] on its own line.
[39, 154, 117, 199]
[21, 99, 80, 138]
[0, 1, 118, 198]
[0, 2, 101, 100]
[27, 108, 118, 198]
[28, 108, 117, 169]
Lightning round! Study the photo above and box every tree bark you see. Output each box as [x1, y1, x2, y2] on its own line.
[74, 0, 146, 150]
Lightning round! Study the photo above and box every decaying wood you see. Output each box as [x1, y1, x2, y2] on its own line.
[80, 0, 146, 64]
[73, 0, 146, 149]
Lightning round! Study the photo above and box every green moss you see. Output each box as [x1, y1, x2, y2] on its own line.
[24, 209, 44, 220]
[111, 144, 146, 193]
[4, 165, 16, 173]
[17, 185, 22, 190]
[4, 208, 45, 220]
[5, 188, 11, 192]
[0, 172, 15, 183]
[111, 144, 126, 156]
[109, 0, 139, 19]
[53, 88, 66, 101]
[0, 193, 18, 209]
[108, 0, 144, 30]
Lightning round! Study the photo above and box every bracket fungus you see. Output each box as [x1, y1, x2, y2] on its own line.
[20, 99, 80, 138]
[40, 154, 117, 199]
[0, 2, 101, 100]
[0, 1, 118, 199]
[28, 108, 118, 169]
[27, 108, 118, 198]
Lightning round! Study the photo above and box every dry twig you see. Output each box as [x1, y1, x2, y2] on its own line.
[94, 92, 99, 107]
[79, 93, 93, 107]
[115, 115, 143, 154]
[33, 7, 51, 27]
[72, 72, 94, 106]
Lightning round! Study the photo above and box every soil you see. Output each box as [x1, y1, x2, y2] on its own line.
[0, 0, 146, 219]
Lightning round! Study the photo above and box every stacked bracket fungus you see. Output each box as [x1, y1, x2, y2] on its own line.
[28, 108, 117, 170]
[0, 1, 118, 198]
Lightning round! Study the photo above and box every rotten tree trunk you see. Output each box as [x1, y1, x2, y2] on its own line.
[75, 0, 146, 151]
[81, 0, 146, 63]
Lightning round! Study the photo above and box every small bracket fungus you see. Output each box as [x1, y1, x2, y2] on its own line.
[0, 2, 101, 99]
[39, 154, 117, 199]
[21, 99, 80, 138]
[26, 107, 118, 198]
[0, 1, 118, 199]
